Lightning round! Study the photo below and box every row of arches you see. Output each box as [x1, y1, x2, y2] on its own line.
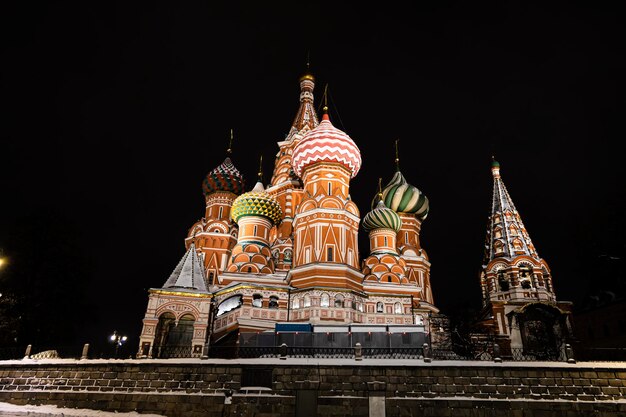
[291, 294, 406, 315]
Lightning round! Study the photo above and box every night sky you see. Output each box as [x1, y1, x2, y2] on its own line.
[1, 2, 625, 354]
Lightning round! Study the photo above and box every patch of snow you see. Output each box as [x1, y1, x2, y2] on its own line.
[0, 401, 166, 416]
[3, 357, 625, 369]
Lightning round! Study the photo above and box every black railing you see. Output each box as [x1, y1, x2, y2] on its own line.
[5, 341, 607, 362]
[506, 347, 566, 362]
[361, 347, 424, 359]
[288, 346, 354, 358]
[432, 349, 492, 361]
[152, 345, 193, 359]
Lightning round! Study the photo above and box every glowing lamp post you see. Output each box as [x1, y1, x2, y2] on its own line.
[109, 331, 128, 358]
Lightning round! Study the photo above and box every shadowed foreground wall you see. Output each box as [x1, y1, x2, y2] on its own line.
[0, 359, 625, 416]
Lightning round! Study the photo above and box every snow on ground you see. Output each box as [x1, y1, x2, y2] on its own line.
[1, 357, 625, 368]
[0, 401, 166, 417]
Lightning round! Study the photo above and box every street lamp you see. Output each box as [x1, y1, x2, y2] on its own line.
[109, 330, 128, 358]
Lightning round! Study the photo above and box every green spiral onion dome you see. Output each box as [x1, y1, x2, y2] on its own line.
[231, 182, 283, 225]
[363, 200, 402, 233]
[373, 170, 429, 220]
[202, 157, 245, 197]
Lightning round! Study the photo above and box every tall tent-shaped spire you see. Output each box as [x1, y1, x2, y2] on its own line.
[162, 242, 208, 292]
[291, 64, 319, 132]
[483, 159, 538, 264]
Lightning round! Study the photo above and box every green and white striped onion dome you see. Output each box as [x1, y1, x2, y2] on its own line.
[373, 170, 429, 220]
[363, 200, 402, 233]
[231, 182, 283, 225]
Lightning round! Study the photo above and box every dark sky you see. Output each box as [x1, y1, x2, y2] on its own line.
[1, 1, 625, 352]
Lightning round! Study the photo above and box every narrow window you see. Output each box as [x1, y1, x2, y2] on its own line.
[254, 225, 258, 236]
[394, 302, 402, 314]
[252, 294, 263, 307]
[218, 206, 223, 218]
[384, 236, 388, 246]
[269, 296, 279, 309]
[321, 293, 330, 307]
[247, 266, 252, 273]
[328, 182, 331, 195]
[405, 232, 409, 243]
[376, 302, 384, 313]
[208, 271, 215, 286]
[327, 246, 334, 262]
[334, 294, 344, 308]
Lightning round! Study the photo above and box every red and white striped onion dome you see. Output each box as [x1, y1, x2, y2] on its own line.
[291, 112, 362, 178]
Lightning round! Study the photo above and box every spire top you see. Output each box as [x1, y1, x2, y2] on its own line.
[491, 156, 501, 178]
[258, 154, 264, 182]
[226, 128, 234, 155]
[378, 177, 383, 199]
[306, 50, 310, 70]
[395, 139, 400, 170]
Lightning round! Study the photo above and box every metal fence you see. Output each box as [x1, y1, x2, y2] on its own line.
[3, 341, 623, 362]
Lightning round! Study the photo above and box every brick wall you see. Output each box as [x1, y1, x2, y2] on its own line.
[0, 359, 625, 416]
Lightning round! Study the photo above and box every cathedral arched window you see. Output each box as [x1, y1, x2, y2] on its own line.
[218, 207, 223, 218]
[327, 246, 334, 262]
[334, 294, 344, 308]
[284, 249, 292, 263]
[494, 240, 504, 253]
[292, 297, 300, 309]
[303, 295, 311, 307]
[394, 302, 402, 314]
[376, 302, 384, 313]
[321, 293, 330, 307]
[269, 296, 279, 309]
[494, 227, 502, 239]
[384, 236, 388, 246]
[513, 239, 523, 250]
[252, 294, 263, 308]
[498, 271, 509, 291]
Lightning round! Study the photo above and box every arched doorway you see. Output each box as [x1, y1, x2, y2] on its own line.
[515, 304, 567, 360]
[153, 313, 196, 358]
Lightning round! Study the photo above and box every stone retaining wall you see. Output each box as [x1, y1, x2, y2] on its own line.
[0, 359, 625, 416]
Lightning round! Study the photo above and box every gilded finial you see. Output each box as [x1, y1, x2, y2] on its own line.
[258, 155, 264, 181]
[306, 50, 310, 69]
[226, 128, 234, 155]
[378, 178, 383, 198]
[323, 84, 329, 113]
[395, 139, 400, 170]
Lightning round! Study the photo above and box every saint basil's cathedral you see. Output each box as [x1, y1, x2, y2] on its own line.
[137, 71, 572, 358]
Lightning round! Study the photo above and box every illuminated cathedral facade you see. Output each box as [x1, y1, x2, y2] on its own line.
[137, 72, 571, 358]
